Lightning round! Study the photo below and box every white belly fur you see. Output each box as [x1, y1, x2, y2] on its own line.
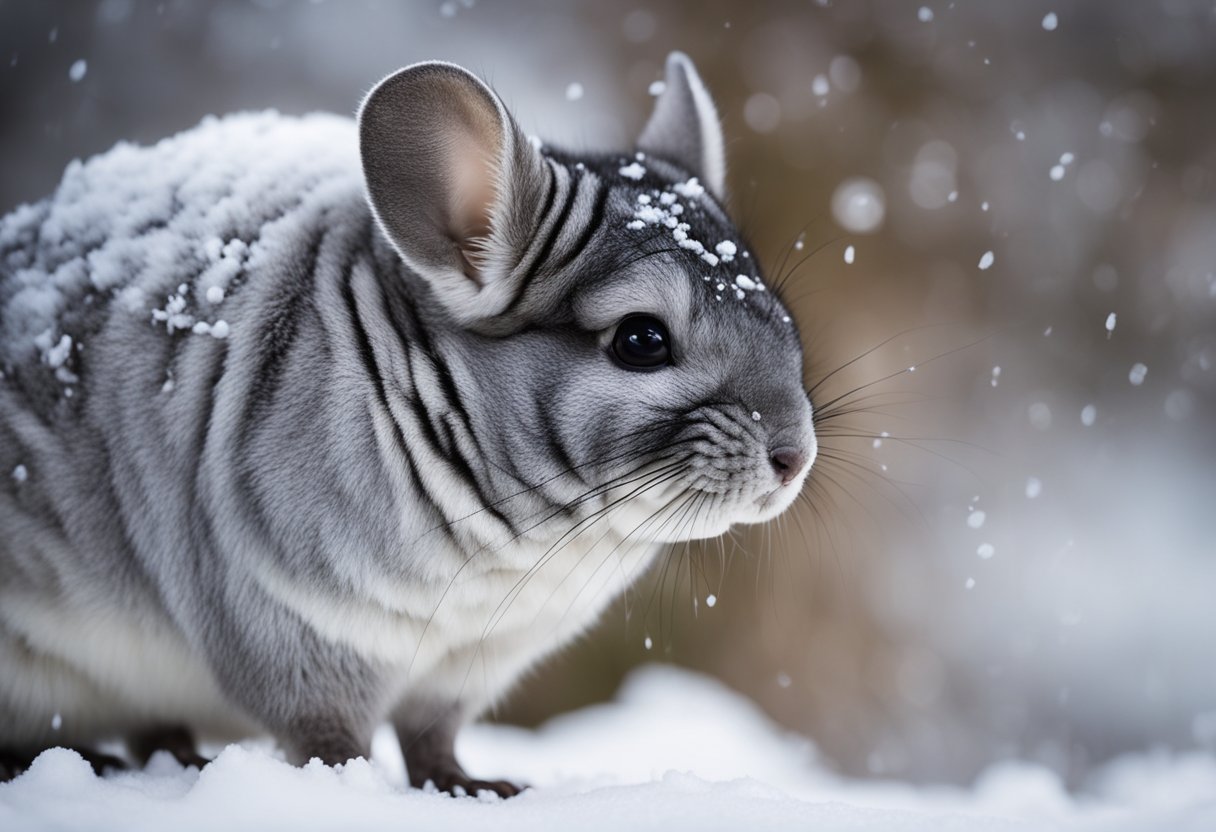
[0, 513, 662, 745]
[0, 592, 255, 746]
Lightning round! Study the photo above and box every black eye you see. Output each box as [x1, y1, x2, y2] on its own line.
[611, 315, 672, 370]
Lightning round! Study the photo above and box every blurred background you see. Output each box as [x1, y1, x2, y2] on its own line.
[2, 0, 1214, 789]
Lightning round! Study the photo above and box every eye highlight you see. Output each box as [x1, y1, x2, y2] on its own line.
[611, 315, 672, 370]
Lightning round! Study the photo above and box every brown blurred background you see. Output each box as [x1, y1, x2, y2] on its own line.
[3, 0, 1214, 788]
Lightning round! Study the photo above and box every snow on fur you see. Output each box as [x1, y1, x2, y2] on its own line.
[0, 111, 360, 375]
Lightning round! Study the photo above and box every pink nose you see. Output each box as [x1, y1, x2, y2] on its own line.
[769, 446, 808, 486]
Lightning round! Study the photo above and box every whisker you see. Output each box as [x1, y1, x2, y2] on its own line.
[417, 419, 690, 536]
[550, 490, 699, 637]
[405, 454, 691, 677]
[805, 322, 968, 402]
[769, 218, 820, 295]
[474, 466, 689, 652]
[772, 233, 842, 297]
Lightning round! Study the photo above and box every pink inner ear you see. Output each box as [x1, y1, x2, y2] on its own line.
[445, 124, 501, 286]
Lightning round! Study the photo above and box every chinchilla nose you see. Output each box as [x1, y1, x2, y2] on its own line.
[768, 446, 808, 486]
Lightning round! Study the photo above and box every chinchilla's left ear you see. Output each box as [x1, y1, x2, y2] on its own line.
[358, 61, 550, 326]
[637, 52, 727, 200]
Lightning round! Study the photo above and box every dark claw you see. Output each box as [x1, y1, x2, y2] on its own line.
[0, 750, 33, 782]
[173, 750, 212, 770]
[74, 747, 129, 776]
[424, 768, 526, 799]
[128, 725, 211, 771]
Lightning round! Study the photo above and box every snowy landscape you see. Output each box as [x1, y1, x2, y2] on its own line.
[3, 1, 1216, 830]
[3, 665, 1215, 831]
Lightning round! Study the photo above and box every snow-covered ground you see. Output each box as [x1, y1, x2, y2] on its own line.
[2, 665, 1213, 831]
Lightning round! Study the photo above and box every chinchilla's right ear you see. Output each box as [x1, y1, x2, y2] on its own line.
[637, 52, 727, 200]
[358, 62, 550, 325]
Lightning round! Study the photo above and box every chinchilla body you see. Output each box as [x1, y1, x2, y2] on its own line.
[0, 55, 815, 790]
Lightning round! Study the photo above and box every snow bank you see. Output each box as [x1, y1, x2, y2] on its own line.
[1, 665, 1213, 831]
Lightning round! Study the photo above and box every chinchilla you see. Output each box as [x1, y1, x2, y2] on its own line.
[0, 52, 815, 793]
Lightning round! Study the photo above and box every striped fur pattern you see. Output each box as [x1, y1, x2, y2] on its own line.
[0, 54, 815, 788]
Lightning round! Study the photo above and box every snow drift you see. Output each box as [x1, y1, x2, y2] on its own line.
[2, 664, 1213, 831]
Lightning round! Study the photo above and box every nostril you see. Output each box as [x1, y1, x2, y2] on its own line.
[769, 446, 808, 486]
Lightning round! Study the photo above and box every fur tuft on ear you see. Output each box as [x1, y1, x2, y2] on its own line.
[358, 61, 549, 324]
[637, 52, 727, 200]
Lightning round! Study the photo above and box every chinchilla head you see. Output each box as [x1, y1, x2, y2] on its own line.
[358, 53, 815, 542]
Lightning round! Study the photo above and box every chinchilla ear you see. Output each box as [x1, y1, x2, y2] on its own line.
[358, 61, 549, 324]
[637, 52, 727, 200]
